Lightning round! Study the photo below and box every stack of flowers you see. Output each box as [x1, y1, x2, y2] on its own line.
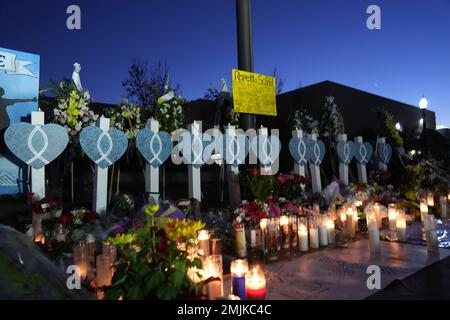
[155, 94, 185, 134]
[105, 100, 143, 139]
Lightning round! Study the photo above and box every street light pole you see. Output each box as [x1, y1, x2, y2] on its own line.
[236, 0, 256, 130]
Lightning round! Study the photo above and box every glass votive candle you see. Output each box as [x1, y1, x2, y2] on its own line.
[440, 196, 448, 220]
[96, 254, 112, 288]
[231, 259, 249, 300]
[210, 238, 222, 255]
[366, 208, 380, 256]
[103, 243, 117, 266]
[373, 203, 382, 229]
[267, 218, 280, 261]
[325, 215, 335, 245]
[339, 207, 347, 224]
[245, 267, 266, 300]
[427, 192, 435, 207]
[290, 216, 298, 248]
[298, 217, 309, 252]
[388, 204, 398, 233]
[73, 241, 88, 280]
[313, 203, 321, 215]
[204, 255, 223, 299]
[318, 215, 328, 246]
[424, 214, 439, 258]
[346, 207, 356, 238]
[280, 215, 290, 249]
[198, 229, 210, 257]
[86, 234, 96, 262]
[420, 198, 429, 222]
[396, 209, 407, 242]
[234, 224, 247, 258]
[260, 218, 268, 254]
[308, 216, 319, 249]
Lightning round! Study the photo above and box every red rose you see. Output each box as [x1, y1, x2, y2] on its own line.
[61, 213, 75, 227]
[83, 211, 99, 223]
[156, 229, 168, 253]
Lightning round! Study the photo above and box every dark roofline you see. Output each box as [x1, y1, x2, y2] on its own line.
[279, 80, 428, 111]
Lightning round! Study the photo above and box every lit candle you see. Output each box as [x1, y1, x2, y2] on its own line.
[427, 192, 435, 207]
[424, 214, 439, 258]
[260, 218, 268, 253]
[339, 207, 347, 224]
[326, 217, 335, 245]
[267, 218, 280, 261]
[346, 207, 355, 238]
[319, 215, 328, 246]
[280, 215, 290, 249]
[447, 191, 450, 202]
[388, 204, 397, 233]
[231, 259, 249, 300]
[290, 216, 298, 248]
[204, 255, 223, 300]
[373, 203, 382, 229]
[73, 241, 88, 280]
[313, 203, 320, 215]
[298, 219, 309, 252]
[308, 216, 319, 249]
[366, 208, 380, 256]
[420, 199, 428, 223]
[245, 267, 266, 300]
[198, 229, 210, 257]
[96, 254, 112, 288]
[234, 224, 247, 258]
[440, 196, 448, 220]
[396, 209, 407, 242]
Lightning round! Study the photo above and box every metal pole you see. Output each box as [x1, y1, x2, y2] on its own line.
[236, 0, 256, 130]
[422, 109, 428, 159]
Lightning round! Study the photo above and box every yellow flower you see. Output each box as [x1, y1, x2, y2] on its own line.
[145, 204, 160, 218]
[105, 233, 136, 246]
[160, 219, 205, 241]
[157, 97, 164, 105]
[136, 107, 140, 113]
[123, 111, 130, 118]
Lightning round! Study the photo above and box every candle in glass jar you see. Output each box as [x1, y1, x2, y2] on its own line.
[339, 207, 347, 224]
[427, 192, 435, 207]
[73, 241, 88, 280]
[346, 208, 355, 238]
[420, 199, 428, 223]
[234, 224, 247, 258]
[280, 215, 290, 249]
[308, 216, 319, 249]
[245, 267, 266, 300]
[198, 230, 210, 257]
[366, 208, 380, 256]
[319, 215, 328, 246]
[204, 255, 223, 300]
[326, 217, 335, 245]
[373, 203, 382, 228]
[290, 216, 298, 248]
[313, 203, 321, 215]
[396, 209, 407, 242]
[230, 259, 248, 300]
[260, 218, 268, 253]
[388, 204, 397, 233]
[424, 214, 439, 258]
[298, 220, 309, 252]
[440, 196, 448, 220]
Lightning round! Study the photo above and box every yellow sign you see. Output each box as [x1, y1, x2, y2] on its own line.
[232, 69, 277, 116]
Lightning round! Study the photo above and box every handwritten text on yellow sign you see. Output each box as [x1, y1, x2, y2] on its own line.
[232, 69, 277, 116]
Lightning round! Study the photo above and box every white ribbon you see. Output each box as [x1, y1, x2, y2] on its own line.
[0, 51, 37, 77]
[95, 131, 113, 166]
[26, 126, 50, 165]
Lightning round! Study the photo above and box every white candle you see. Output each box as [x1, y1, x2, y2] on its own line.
[373, 203, 382, 228]
[346, 208, 355, 238]
[260, 218, 268, 253]
[308, 216, 319, 249]
[440, 196, 448, 219]
[339, 208, 347, 224]
[427, 192, 435, 207]
[326, 218, 335, 244]
[420, 199, 428, 223]
[313, 203, 320, 215]
[298, 224, 309, 252]
[204, 255, 223, 300]
[424, 214, 439, 258]
[388, 204, 397, 233]
[319, 216, 328, 246]
[280, 215, 290, 249]
[198, 229, 210, 257]
[396, 209, 407, 242]
[366, 208, 380, 256]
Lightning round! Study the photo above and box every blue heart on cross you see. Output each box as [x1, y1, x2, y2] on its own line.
[136, 129, 173, 167]
[354, 142, 373, 165]
[337, 141, 355, 165]
[306, 138, 325, 166]
[378, 143, 392, 164]
[4, 123, 69, 169]
[288, 137, 308, 166]
[80, 126, 128, 169]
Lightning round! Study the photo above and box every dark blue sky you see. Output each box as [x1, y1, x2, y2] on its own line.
[1, 0, 450, 126]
